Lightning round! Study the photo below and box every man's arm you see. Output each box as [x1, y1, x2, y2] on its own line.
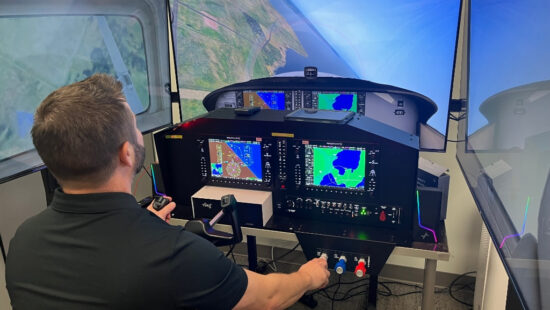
[233, 257, 329, 310]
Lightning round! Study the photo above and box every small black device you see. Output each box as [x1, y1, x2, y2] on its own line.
[138, 195, 169, 211]
[304, 66, 317, 79]
[153, 196, 170, 211]
[234, 106, 261, 115]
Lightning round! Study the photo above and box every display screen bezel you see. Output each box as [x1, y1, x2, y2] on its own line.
[312, 91, 358, 113]
[303, 141, 378, 193]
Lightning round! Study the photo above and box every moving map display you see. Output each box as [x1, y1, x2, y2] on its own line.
[305, 145, 366, 190]
[208, 139, 263, 182]
[315, 92, 357, 112]
[243, 91, 285, 110]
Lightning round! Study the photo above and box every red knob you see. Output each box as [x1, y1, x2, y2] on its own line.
[354, 259, 367, 278]
[379, 211, 386, 222]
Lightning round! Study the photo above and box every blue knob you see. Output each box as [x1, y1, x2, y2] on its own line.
[335, 256, 347, 274]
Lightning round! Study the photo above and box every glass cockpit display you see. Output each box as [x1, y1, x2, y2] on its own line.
[314, 92, 357, 112]
[304, 145, 366, 191]
[243, 91, 285, 110]
[208, 139, 263, 182]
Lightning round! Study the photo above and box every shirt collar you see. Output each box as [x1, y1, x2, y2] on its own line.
[50, 188, 139, 213]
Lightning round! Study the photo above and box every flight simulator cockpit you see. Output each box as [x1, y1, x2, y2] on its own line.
[4, 0, 550, 309]
[0, 0, 461, 308]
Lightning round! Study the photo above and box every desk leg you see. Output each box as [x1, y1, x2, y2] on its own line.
[368, 274, 378, 309]
[247, 235, 258, 272]
[0, 234, 6, 262]
[421, 259, 437, 310]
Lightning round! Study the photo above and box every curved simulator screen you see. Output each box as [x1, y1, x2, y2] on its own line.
[243, 90, 285, 110]
[315, 92, 357, 112]
[305, 145, 366, 190]
[171, 0, 461, 146]
[208, 139, 263, 182]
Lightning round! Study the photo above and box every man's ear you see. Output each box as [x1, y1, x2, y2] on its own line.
[119, 141, 133, 168]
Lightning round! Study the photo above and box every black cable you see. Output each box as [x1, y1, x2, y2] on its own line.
[315, 271, 476, 306]
[225, 244, 235, 259]
[0, 234, 6, 263]
[260, 243, 300, 266]
[331, 275, 341, 310]
[378, 282, 392, 297]
[449, 112, 466, 121]
[449, 271, 476, 307]
[141, 164, 152, 178]
[308, 277, 369, 298]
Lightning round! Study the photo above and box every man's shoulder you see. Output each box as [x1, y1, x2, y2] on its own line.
[12, 208, 53, 237]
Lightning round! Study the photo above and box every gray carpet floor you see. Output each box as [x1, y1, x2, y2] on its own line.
[226, 250, 474, 310]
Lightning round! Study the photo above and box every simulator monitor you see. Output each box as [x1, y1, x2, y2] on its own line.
[169, 0, 462, 151]
[0, 0, 174, 184]
[458, 0, 550, 309]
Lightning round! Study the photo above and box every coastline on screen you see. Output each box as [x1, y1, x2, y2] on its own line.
[208, 139, 263, 182]
[243, 90, 286, 110]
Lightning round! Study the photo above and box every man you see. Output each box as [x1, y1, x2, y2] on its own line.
[5, 74, 329, 309]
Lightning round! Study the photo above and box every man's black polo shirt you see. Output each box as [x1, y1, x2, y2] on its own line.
[6, 189, 247, 310]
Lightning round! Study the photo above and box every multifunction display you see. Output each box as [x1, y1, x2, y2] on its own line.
[304, 145, 366, 190]
[313, 91, 358, 112]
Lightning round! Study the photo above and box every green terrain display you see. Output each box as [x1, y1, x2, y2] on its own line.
[312, 147, 366, 189]
[170, 0, 307, 119]
[0, 16, 148, 161]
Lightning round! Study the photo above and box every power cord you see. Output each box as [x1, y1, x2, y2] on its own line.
[309, 271, 475, 308]
[449, 112, 466, 121]
[331, 275, 342, 310]
[257, 243, 300, 273]
[225, 244, 236, 260]
[448, 271, 476, 307]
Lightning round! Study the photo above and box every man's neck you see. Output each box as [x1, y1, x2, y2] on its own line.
[62, 171, 133, 195]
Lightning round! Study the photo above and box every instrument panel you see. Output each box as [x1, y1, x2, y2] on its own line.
[202, 77, 445, 150]
[155, 108, 419, 231]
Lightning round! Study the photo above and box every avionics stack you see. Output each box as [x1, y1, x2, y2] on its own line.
[155, 108, 418, 236]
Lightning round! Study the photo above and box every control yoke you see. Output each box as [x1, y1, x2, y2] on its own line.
[184, 194, 243, 247]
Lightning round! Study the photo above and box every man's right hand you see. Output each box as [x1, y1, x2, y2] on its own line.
[234, 257, 330, 309]
[297, 258, 330, 290]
